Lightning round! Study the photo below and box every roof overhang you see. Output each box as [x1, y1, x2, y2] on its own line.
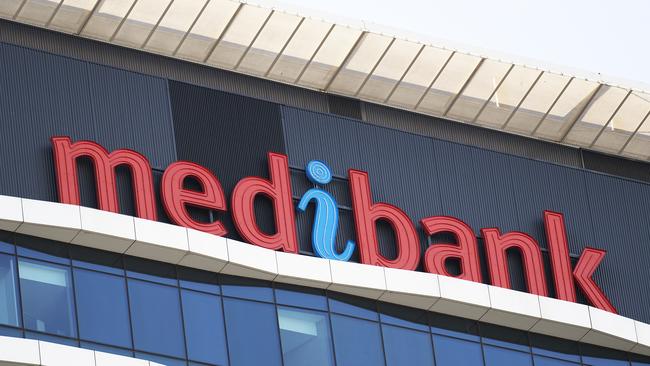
[2, 0, 649, 161]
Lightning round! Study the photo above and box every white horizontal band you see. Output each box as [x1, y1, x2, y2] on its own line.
[0, 335, 163, 366]
[0, 195, 649, 356]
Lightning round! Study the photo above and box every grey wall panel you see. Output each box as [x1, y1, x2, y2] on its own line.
[87, 64, 177, 170]
[0, 43, 177, 207]
[583, 172, 650, 321]
[509, 157, 595, 253]
[433, 140, 520, 234]
[361, 102, 584, 168]
[169, 81, 286, 241]
[0, 19, 329, 113]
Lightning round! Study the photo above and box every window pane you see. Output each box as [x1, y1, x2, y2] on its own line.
[533, 355, 580, 366]
[330, 314, 385, 366]
[328, 293, 378, 321]
[382, 324, 434, 366]
[580, 345, 630, 366]
[128, 279, 186, 358]
[0, 254, 19, 327]
[221, 275, 273, 302]
[432, 335, 483, 366]
[74, 268, 131, 348]
[181, 290, 228, 365]
[19, 259, 76, 337]
[275, 285, 327, 311]
[278, 306, 334, 366]
[483, 345, 532, 366]
[223, 298, 282, 366]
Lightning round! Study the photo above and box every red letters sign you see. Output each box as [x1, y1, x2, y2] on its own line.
[51, 137, 617, 313]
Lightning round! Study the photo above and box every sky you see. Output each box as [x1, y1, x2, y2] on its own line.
[276, 0, 650, 89]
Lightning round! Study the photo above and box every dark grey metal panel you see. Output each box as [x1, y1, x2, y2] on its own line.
[169, 81, 286, 240]
[0, 42, 177, 206]
[282, 106, 443, 260]
[582, 150, 650, 183]
[361, 102, 584, 168]
[87, 64, 177, 170]
[583, 171, 650, 322]
[509, 157, 595, 253]
[0, 19, 329, 113]
[433, 140, 520, 234]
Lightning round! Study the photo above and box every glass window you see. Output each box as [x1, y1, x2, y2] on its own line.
[223, 297, 282, 366]
[74, 268, 131, 348]
[178, 267, 220, 295]
[382, 324, 434, 366]
[580, 345, 630, 366]
[379, 302, 428, 332]
[529, 333, 581, 363]
[135, 352, 188, 366]
[81, 341, 134, 358]
[328, 292, 378, 321]
[278, 306, 334, 366]
[0, 253, 19, 327]
[16, 235, 70, 265]
[275, 284, 327, 311]
[181, 290, 228, 365]
[533, 355, 580, 366]
[128, 279, 186, 358]
[18, 259, 76, 337]
[483, 345, 532, 366]
[221, 275, 274, 302]
[125, 256, 177, 286]
[330, 314, 385, 366]
[432, 334, 483, 366]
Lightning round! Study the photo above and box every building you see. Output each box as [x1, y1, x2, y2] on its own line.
[0, 0, 649, 365]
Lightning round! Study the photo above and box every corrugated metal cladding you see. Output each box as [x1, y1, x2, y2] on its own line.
[0, 19, 329, 113]
[0, 43, 176, 206]
[282, 106, 650, 322]
[169, 81, 286, 241]
[583, 150, 650, 182]
[360, 102, 584, 168]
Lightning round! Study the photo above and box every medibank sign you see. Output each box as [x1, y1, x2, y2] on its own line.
[51, 136, 616, 313]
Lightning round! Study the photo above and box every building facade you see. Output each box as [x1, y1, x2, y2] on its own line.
[0, 1, 650, 365]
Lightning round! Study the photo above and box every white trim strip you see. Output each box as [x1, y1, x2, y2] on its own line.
[0, 335, 163, 366]
[1, 195, 649, 355]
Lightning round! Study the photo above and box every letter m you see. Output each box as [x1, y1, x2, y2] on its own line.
[51, 136, 157, 221]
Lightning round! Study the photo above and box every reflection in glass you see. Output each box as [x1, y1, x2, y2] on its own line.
[75, 268, 131, 348]
[128, 279, 186, 358]
[432, 334, 483, 366]
[483, 345, 532, 366]
[224, 297, 282, 366]
[330, 314, 385, 366]
[382, 324, 434, 366]
[181, 289, 228, 365]
[0, 254, 19, 327]
[278, 306, 334, 366]
[19, 259, 76, 337]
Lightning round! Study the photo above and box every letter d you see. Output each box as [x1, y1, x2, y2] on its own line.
[231, 153, 298, 253]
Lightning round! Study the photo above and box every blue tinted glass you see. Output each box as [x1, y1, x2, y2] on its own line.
[18, 259, 76, 337]
[432, 334, 483, 366]
[125, 257, 177, 286]
[181, 290, 228, 365]
[128, 279, 186, 358]
[25, 331, 78, 347]
[16, 236, 70, 265]
[135, 352, 188, 366]
[430, 313, 480, 342]
[81, 342, 134, 357]
[223, 298, 282, 366]
[632, 362, 650, 366]
[529, 334, 581, 363]
[379, 303, 428, 332]
[581, 346, 630, 366]
[533, 355, 580, 366]
[70, 245, 124, 276]
[275, 287, 327, 311]
[221, 276, 273, 302]
[278, 306, 334, 366]
[0, 325, 22, 338]
[382, 324, 434, 366]
[0, 254, 20, 327]
[581, 356, 630, 366]
[0, 241, 15, 254]
[178, 268, 220, 295]
[74, 268, 132, 348]
[483, 345, 532, 366]
[330, 314, 385, 366]
[328, 294, 378, 321]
